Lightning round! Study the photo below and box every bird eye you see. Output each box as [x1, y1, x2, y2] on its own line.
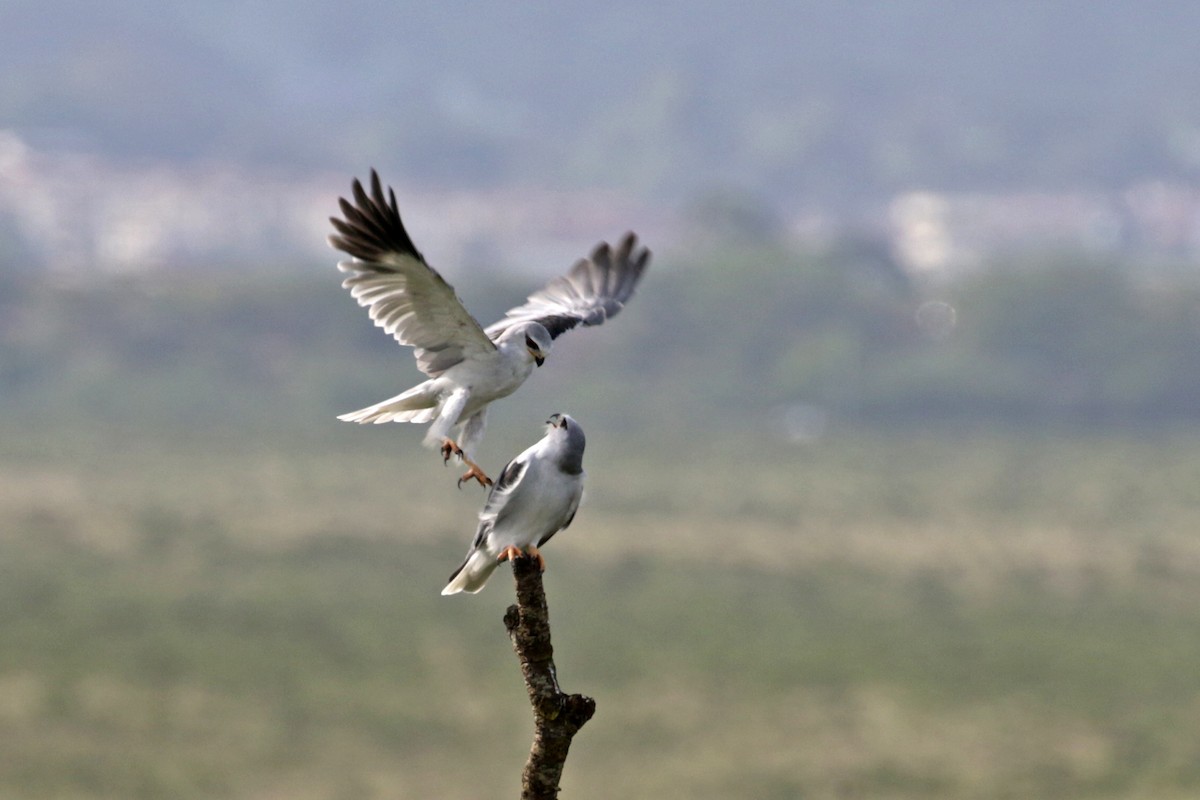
[525, 335, 537, 350]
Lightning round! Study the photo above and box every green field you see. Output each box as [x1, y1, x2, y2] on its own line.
[2, 422, 1199, 799]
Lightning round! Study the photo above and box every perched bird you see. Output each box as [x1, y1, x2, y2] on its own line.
[442, 414, 586, 595]
[328, 171, 649, 487]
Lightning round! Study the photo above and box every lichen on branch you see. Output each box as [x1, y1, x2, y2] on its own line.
[504, 554, 596, 800]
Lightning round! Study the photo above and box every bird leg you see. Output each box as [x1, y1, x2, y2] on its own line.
[497, 545, 523, 563]
[456, 459, 493, 488]
[441, 438, 493, 488]
[497, 545, 547, 572]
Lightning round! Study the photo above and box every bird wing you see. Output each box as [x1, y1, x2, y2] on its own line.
[328, 170, 497, 377]
[536, 489, 581, 548]
[484, 232, 650, 340]
[470, 456, 528, 549]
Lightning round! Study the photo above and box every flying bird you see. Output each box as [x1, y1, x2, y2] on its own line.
[442, 414, 586, 595]
[328, 170, 649, 487]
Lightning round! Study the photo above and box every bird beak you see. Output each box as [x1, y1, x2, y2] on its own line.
[534, 355, 545, 367]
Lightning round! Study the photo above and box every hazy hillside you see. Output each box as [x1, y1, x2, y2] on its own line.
[6, 1, 1200, 205]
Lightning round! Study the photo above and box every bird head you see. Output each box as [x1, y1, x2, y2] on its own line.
[545, 413, 585, 470]
[522, 323, 552, 367]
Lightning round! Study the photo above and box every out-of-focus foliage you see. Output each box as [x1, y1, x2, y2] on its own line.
[3, 422, 1200, 798]
[5, 247, 1200, 432]
[3, 235, 1200, 799]
[874, 261, 1200, 422]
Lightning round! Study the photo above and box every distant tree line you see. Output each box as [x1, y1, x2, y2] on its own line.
[3, 244, 1200, 432]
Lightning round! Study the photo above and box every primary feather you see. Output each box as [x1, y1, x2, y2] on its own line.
[329, 172, 648, 476]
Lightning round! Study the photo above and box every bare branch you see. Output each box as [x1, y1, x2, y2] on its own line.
[503, 554, 596, 799]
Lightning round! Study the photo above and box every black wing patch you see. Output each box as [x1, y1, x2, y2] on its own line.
[470, 457, 527, 549]
[328, 169, 425, 265]
[485, 232, 650, 340]
[492, 457, 527, 496]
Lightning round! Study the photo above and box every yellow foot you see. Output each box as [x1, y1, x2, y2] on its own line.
[457, 460, 493, 489]
[497, 545, 523, 563]
[441, 438, 492, 487]
[497, 545, 546, 571]
[440, 438, 462, 465]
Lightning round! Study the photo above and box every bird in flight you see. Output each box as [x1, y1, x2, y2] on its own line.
[442, 414, 586, 595]
[328, 170, 649, 487]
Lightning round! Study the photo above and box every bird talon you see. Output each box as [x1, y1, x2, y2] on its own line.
[460, 469, 491, 487]
[458, 460, 492, 488]
[497, 545, 523, 563]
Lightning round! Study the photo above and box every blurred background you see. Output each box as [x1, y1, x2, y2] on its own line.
[4, 1, 1200, 797]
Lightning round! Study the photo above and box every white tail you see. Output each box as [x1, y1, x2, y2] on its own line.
[337, 382, 438, 424]
[441, 550, 499, 595]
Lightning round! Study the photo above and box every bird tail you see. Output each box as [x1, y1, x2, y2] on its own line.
[441, 549, 499, 595]
[338, 382, 438, 425]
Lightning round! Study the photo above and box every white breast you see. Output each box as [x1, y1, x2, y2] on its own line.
[487, 461, 582, 553]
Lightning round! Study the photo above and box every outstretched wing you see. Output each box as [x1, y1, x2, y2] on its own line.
[484, 232, 650, 340]
[328, 170, 496, 376]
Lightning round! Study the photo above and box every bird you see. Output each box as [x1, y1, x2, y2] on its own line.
[442, 413, 586, 595]
[328, 170, 649, 487]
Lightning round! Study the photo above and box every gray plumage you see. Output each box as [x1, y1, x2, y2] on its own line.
[328, 171, 648, 481]
[442, 414, 586, 595]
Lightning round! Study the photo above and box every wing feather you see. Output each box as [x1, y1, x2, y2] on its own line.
[328, 170, 496, 376]
[485, 232, 650, 340]
[536, 507, 576, 549]
[470, 457, 528, 549]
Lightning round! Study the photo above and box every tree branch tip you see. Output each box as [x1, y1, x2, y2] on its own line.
[504, 541, 592, 797]
[510, 552, 542, 576]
